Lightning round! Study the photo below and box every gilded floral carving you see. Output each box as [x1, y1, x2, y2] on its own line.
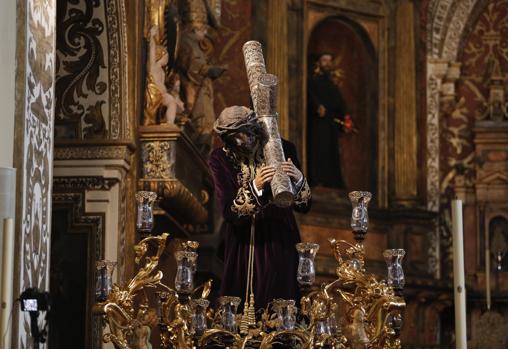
[142, 141, 174, 179]
[54, 145, 131, 161]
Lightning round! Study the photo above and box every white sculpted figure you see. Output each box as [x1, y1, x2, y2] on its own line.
[144, 25, 184, 126]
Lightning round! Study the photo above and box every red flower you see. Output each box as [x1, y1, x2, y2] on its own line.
[344, 114, 353, 130]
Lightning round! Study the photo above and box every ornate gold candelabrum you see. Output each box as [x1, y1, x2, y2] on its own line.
[95, 190, 405, 348]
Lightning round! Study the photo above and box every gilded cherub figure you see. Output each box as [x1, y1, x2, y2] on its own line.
[144, 25, 184, 126]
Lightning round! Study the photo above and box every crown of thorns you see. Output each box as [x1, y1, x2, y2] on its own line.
[213, 106, 259, 135]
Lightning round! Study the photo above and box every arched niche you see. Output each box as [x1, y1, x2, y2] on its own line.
[306, 16, 378, 195]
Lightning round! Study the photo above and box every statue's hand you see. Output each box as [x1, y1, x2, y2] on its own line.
[149, 25, 159, 37]
[207, 66, 227, 79]
[254, 165, 276, 191]
[281, 158, 303, 184]
[317, 104, 326, 117]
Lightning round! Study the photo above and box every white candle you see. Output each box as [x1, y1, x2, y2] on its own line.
[0, 218, 14, 349]
[485, 225, 491, 310]
[451, 199, 467, 349]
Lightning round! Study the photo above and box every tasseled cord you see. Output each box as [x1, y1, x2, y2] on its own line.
[240, 215, 257, 334]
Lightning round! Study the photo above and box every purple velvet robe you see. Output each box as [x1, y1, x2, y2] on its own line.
[208, 140, 311, 309]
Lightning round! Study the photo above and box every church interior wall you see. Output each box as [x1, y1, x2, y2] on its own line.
[0, 0, 16, 169]
[2, 0, 508, 348]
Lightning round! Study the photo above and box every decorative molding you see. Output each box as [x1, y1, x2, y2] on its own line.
[106, 0, 121, 139]
[117, 173, 128, 284]
[427, 0, 454, 58]
[425, 60, 448, 211]
[427, 0, 479, 60]
[14, 0, 57, 347]
[53, 176, 120, 191]
[54, 145, 131, 161]
[105, 0, 128, 139]
[441, 0, 477, 60]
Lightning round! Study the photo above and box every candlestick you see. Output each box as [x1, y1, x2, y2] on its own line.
[0, 218, 14, 349]
[451, 199, 467, 349]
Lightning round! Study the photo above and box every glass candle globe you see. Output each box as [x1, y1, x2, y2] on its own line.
[348, 191, 372, 233]
[296, 242, 320, 286]
[272, 299, 297, 330]
[135, 191, 157, 233]
[383, 249, 406, 290]
[95, 260, 116, 302]
[190, 298, 210, 336]
[174, 251, 198, 295]
[217, 296, 241, 333]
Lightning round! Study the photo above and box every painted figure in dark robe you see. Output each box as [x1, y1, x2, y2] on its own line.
[208, 106, 312, 309]
[307, 53, 349, 188]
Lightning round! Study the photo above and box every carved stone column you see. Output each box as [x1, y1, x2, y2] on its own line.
[394, 0, 418, 204]
[267, 0, 289, 138]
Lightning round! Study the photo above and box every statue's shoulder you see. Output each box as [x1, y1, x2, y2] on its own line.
[209, 147, 226, 161]
[281, 139, 298, 158]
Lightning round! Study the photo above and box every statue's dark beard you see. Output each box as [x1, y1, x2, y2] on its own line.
[233, 141, 259, 159]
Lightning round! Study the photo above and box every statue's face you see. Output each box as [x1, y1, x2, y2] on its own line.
[319, 54, 333, 72]
[160, 53, 169, 66]
[172, 77, 180, 92]
[193, 24, 208, 40]
[227, 129, 258, 156]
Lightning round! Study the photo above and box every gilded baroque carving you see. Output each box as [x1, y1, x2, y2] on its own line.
[17, 0, 56, 347]
[163, 180, 208, 223]
[53, 176, 120, 191]
[105, 0, 126, 139]
[138, 179, 209, 223]
[142, 141, 174, 179]
[54, 145, 131, 161]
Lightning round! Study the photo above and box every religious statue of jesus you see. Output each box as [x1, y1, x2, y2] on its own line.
[208, 106, 312, 310]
